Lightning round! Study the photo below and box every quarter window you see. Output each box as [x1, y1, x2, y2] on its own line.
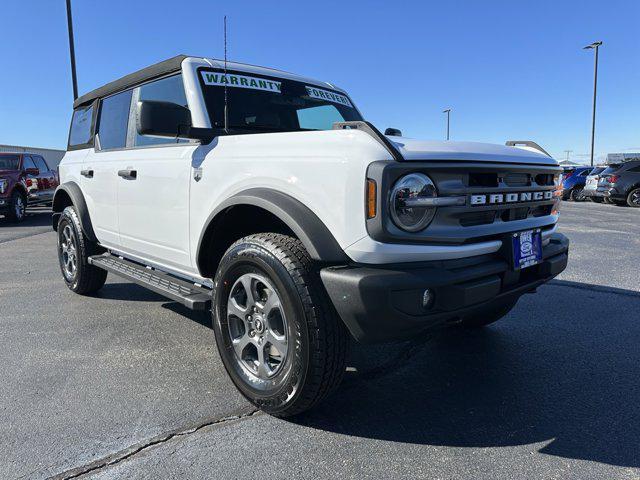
[98, 90, 133, 150]
[134, 75, 189, 147]
[68, 104, 94, 148]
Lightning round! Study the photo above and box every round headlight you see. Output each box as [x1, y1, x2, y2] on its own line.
[389, 173, 437, 232]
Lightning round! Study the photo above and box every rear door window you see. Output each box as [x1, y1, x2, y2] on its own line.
[98, 90, 133, 150]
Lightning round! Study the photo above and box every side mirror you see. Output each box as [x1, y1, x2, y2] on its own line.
[136, 100, 216, 144]
[384, 127, 402, 137]
[25, 167, 39, 176]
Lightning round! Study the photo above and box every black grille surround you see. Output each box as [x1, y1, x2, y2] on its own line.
[366, 160, 561, 245]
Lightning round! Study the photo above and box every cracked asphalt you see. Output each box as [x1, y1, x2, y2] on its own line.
[1, 202, 639, 479]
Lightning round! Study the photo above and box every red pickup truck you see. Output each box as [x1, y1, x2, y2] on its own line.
[0, 152, 59, 222]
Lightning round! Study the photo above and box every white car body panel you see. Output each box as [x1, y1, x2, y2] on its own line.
[112, 144, 196, 270]
[187, 129, 390, 274]
[81, 149, 121, 246]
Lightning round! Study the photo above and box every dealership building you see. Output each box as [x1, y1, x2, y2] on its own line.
[0, 144, 65, 169]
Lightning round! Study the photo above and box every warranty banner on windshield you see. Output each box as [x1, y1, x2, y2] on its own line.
[304, 86, 352, 107]
[201, 71, 282, 93]
[201, 71, 352, 107]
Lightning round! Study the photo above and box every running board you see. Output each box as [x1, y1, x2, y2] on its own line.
[88, 253, 211, 311]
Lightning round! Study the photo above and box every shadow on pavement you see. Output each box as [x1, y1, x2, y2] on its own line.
[0, 208, 52, 227]
[291, 280, 640, 469]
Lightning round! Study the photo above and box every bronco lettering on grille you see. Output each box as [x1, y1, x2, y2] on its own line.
[470, 191, 553, 206]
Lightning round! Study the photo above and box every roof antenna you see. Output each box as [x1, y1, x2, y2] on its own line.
[223, 15, 229, 134]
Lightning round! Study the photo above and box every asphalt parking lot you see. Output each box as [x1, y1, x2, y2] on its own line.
[1, 202, 639, 480]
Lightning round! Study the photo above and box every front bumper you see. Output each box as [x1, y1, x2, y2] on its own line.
[321, 233, 569, 343]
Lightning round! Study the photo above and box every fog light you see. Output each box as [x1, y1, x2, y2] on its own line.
[422, 288, 435, 309]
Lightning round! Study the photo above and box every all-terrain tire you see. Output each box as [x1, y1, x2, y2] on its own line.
[57, 206, 107, 294]
[460, 300, 518, 328]
[212, 233, 348, 417]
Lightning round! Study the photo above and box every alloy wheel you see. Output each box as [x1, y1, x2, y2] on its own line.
[226, 273, 288, 380]
[15, 195, 25, 220]
[60, 224, 78, 280]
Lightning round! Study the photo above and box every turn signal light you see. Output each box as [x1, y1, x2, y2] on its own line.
[366, 179, 377, 219]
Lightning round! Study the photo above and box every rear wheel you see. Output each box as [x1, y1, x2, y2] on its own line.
[5, 190, 26, 222]
[460, 301, 518, 328]
[212, 233, 348, 417]
[57, 206, 107, 294]
[604, 197, 614, 205]
[626, 188, 640, 207]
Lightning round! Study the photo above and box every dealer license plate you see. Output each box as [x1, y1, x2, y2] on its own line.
[511, 229, 542, 270]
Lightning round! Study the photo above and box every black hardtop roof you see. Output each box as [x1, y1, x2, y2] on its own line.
[73, 55, 188, 109]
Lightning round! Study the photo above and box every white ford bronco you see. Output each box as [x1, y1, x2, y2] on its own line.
[53, 55, 569, 416]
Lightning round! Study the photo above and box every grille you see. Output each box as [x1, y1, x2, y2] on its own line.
[366, 160, 560, 246]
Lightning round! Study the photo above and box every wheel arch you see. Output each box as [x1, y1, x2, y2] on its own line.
[52, 182, 97, 242]
[11, 182, 28, 200]
[196, 188, 348, 278]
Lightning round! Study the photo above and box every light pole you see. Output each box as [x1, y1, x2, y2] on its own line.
[65, 0, 78, 100]
[564, 150, 573, 163]
[442, 108, 451, 140]
[583, 41, 602, 167]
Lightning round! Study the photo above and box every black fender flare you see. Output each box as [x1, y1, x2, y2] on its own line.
[196, 188, 349, 273]
[52, 182, 98, 242]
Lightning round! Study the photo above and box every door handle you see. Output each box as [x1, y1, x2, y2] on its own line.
[117, 169, 137, 180]
[80, 169, 94, 178]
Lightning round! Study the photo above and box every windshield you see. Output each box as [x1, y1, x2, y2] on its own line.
[199, 69, 363, 133]
[0, 154, 20, 170]
[590, 167, 605, 175]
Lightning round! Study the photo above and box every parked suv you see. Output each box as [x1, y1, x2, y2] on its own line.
[598, 161, 640, 207]
[0, 152, 58, 222]
[561, 166, 592, 201]
[52, 55, 569, 416]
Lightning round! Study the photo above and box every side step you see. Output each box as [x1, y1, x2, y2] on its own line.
[88, 253, 212, 311]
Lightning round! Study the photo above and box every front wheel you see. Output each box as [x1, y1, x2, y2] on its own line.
[212, 233, 348, 417]
[626, 188, 640, 207]
[570, 188, 586, 202]
[57, 206, 107, 294]
[5, 190, 26, 222]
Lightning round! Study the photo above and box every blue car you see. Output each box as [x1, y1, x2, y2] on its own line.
[562, 166, 594, 201]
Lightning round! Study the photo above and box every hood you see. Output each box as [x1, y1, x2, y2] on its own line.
[386, 137, 558, 166]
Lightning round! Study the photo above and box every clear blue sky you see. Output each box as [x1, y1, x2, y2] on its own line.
[1, 0, 638, 164]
